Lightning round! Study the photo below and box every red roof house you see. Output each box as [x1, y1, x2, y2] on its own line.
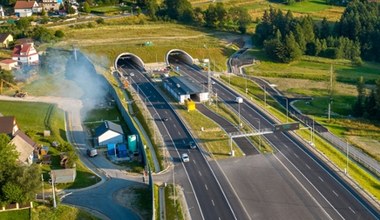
[14, 1, 41, 17]
[12, 42, 39, 65]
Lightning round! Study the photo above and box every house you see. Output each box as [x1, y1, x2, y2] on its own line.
[50, 168, 76, 184]
[0, 116, 19, 137]
[0, 59, 18, 70]
[12, 41, 39, 65]
[10, 130, 37, 165]
[0, 33, 13, 48]
[95, 121, 124, 146]
[40, 0, 62, 12]
[14, 1, 41, 17]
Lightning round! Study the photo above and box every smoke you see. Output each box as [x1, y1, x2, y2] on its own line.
[34, 48, 110, 115]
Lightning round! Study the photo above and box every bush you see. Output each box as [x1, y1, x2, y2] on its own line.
[54, 30, 64, 38]
[96, 18, 105, 24]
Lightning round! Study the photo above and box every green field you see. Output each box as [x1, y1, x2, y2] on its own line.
[190, 0, 344, 21]
[0, 208, 30, 220]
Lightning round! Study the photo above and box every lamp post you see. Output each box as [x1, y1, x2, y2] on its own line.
[253, 118, 261, 150]
[263, 84, 266, 107]
[236, 97, 243, 128]
[345, 140, 349, 174]
[285, 97, 289, 123]
[245, 75, 248, 94]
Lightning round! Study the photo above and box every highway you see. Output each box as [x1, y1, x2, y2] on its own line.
[118, 61, 249, 220]
[174, 60, 380, 220]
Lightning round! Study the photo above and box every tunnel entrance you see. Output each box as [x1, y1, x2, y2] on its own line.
[166, 49, 194, 66]
[115, 53, 145, 71]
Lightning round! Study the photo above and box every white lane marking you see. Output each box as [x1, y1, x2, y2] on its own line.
[198, 171, 202, 176]
[318, 176, 324, 182]
[193, 160, 196, 165]
[294, 153, 299, 158]
[205, 184, 208, 190]
[306, 164, 311, 170]
[211, 200, 215, 206]
[178, 131, 181, 135]
[164, 110, 168, 114]
[174, 124, 177, 128]
[284, 145, 289, 149]
[332, 190, 339, 197]
[182, 140, 186, 144]
[348, 206, 356, 214]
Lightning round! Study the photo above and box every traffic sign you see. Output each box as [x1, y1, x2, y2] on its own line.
[273, 122, 299, 132]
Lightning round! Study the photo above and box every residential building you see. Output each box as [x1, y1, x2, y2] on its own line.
[0, 33, 13, 48]
[10, 130, 37, 165]
[0, 116, 19, 136]
[95, 121, 124, 146]
[40, 0, 62, 12]
[0, 116, 36, 165]
[12, 41, 39, 65]
[0, 59, 18, 70]
[14, 1, 41, 17]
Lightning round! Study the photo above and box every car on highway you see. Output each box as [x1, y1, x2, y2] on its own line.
[181, 153, 189, 162]
[189, 141, 196, 149]
[162, 117, 169, 122]
[130, 72, 135, 76]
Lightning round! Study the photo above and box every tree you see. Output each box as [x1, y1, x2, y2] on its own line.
[282, 32, 302, 63]
[83, 2, 91, 13]
[319, 17, 330, 39]
[54, 30, 65, 38]
[2, 182, 24, 203]
[0, 134, 18, 183]
[145, 0, 158, 19]
[352, 76, 365, 117]
[193, 7, 204, 26]
[16, 17, 31, 30]
[364, 89, 377, 119]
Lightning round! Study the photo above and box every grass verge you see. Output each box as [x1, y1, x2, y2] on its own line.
[31, 203, 100, 220]
[165, 184, 184, 220]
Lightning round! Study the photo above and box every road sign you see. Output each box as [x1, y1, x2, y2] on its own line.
[273, 122, 299, 132]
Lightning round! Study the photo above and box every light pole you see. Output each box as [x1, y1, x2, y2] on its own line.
[345, 140, 349, 174]
[263, 84, 267, 107]
[245, 75, 248, 94]
[285, 97, 289, 123]
[236, 97, 243, 128]
[253, 118, 261, 150]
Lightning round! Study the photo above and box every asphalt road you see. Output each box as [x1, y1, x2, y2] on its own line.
[119, 62, 249, 220]
[174, 61, 380, 220]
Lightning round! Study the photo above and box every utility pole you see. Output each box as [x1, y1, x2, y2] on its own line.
[41, 174, 45, 201]
[328, 64, 333, 121]
[51, 173, 57, 209]
[345, 140, 349, 174]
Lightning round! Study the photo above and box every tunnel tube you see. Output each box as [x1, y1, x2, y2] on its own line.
[166, 49, 194, 66]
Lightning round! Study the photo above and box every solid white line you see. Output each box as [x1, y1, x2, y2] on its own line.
[332, 190, 339, 197]
[348, 206, 356, 214]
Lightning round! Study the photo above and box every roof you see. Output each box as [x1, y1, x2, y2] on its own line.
[10, 130, 36, 163]
[14, 1, 37, 9]
[0, 33, 11, 42]
[12, 43, 36, 57]
[163, 76, 205, 95]
[95, 121, 124, 137]
[0, 116, 17, 136]
[51, 168, 76, 183]
[0, 59, 17, 64]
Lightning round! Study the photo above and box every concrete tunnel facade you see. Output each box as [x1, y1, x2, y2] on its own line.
[114, 53, 145, 70]
[166, 49, 194, 66]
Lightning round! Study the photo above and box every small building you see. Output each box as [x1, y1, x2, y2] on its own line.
[0, 33, 13, 48]
[10, 130, 37, 165]
[117, 144, 128, 158]
[0, 59, 18, 70]
[12, 41, 39, 65]
[95, 121, 124, 146]
[50, 168, 76, 184]
[14, 1, 41, 17]
[0, 116, 19, 137]
[40, 0, 62, 12]
[163, 76, 209, 104]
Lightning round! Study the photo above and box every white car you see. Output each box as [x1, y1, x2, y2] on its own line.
[130, 72, 135, 76]
[181, 153, 190, 162]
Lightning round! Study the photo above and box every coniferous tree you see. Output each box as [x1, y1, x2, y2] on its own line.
[352, 76, 365, 117]
[364, 89, 377, 119]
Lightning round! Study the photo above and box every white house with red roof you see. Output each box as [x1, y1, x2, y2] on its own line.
[0, 59, 18, 70]
[12, 41, 39, 65]
[14, 1, 41, 17]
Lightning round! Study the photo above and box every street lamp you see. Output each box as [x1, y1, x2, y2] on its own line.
[263, 84, 266, 107]
[285, 97, 289, 123]
[236, 97, 243, 128]
[252, 118, 261, 150]
[345, 140, 349, 174]
[245, 75, 248, 94]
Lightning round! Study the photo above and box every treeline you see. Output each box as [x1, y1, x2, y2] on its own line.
[352, 78, 380, 119]
[137, 0, 251, 33]
[255, 0, 380, 63]
[0, 17, 64, 45]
